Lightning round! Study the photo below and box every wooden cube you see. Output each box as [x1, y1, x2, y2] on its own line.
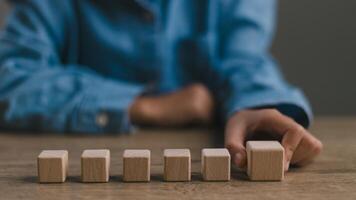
[201, 148, 230, 181]
[123, 149, 150, 182]
[81, 149, 110, 183]
[37, 150, 68, 183]
[164, 149, 191, 181]
[247, 141, 284, 181]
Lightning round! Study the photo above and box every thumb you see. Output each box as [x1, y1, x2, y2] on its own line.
[225, 115, 248, 168]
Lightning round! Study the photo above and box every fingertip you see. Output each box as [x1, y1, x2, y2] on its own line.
[283, 147, 293, 171]
[233, 152, 247, 168]
[234, 153, 242, 167]
[283, 146, 294, 165]
[284, 160, 290, 171]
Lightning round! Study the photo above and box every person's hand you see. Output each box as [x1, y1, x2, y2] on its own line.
[225, 109, 323, 171]
[129, 84, 214, 126]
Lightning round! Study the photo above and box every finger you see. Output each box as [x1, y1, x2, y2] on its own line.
[252, 110, 306, 171]
[280, 125, 305, 170]
[225, 115, 248, 168]
[291, 133, 323, 166]
[289, 137, 310, 165]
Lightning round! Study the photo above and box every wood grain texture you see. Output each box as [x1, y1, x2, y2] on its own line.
[123, 149, 150, 182]
[81, 149, 110, 183]
[1, 117, 356, 200]
[164, 149, 191, 181]
[37, 150, 68, 183]
[202, 148, 230, 181]
[247, 141, 284, 181]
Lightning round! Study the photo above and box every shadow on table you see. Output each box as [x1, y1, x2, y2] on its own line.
[22, 175, 83, 183]
[22, 176, 37, 183]
[111, 173, 203, 182]
[22, 171, 249, 184]
[231, 166, 249, 181]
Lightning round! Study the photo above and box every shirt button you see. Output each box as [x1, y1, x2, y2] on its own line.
[96, 112, 109, 128]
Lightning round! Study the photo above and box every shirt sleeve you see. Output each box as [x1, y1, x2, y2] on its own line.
[211, 0, 312, 127]
[0, 1, 143, 133]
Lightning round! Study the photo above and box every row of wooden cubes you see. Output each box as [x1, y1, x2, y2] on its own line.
[38, 148, 230, 183]
[38, 141, 284, 183]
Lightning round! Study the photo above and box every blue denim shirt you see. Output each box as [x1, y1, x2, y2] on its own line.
[0, 0, 312, 133]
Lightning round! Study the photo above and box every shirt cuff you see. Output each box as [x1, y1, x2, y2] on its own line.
[225, 87, 313, 128]
[70, 85, 144, 134]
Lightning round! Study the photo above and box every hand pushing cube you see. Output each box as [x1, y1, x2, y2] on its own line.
[81, 149, 110, 183]
[201, 148, 230, 181]
[123, 149, 151, 182]
[37, 150, 68, 183]
[246, 141, 284, 181]
[164, 149, 191, 181]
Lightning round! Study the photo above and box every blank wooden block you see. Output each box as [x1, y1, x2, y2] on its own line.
[247, 141, 284, 181]
[201, 148, 231, 181]
[81, 149, 110, 183]
[123, 149, 150, 182]
[164, 149, 191, 181]
[37, 150, 68, 183]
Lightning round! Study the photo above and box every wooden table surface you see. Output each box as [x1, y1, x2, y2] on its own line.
[0, 117, 355, 200]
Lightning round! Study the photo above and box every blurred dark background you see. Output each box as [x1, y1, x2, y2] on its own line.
[0, 1, 355, 116]
[272, 0, 356, 116]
